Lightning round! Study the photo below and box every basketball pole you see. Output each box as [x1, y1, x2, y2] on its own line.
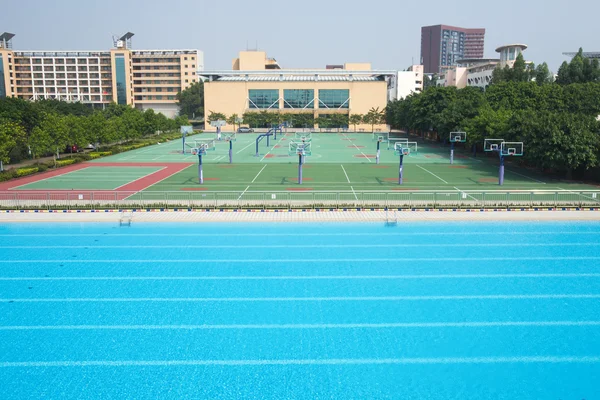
[376, 140, 380, 165]
[398, 153, 404, 185]
[499, 154, 505, 186]
[182, 131, 186, 154]
[450, 142, 454, 164]
[229, 140, 233, 164]
[198, 152, 204, 184]
[298, 153, 303, 185]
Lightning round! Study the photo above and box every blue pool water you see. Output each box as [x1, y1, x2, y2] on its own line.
[1, 221, 600, 399]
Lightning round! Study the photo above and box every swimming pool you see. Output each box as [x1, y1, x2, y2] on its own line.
[1, 221, 599, 399]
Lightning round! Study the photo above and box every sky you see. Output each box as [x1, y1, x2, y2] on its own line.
[1, 0, 599, 73]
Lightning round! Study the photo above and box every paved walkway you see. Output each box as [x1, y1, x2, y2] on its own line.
[2, 210, 599, 223]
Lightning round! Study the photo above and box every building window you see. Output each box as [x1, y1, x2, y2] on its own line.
[114, 55, 128, 105]
[283, 89, 314, 109]
[318, 89, 349, 109]
[248, 89, 279, 109]
[0, 58, 6, 98]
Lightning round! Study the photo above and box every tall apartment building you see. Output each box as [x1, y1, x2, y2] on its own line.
[421, 25, 485, 74]
[0, 32, 203, 117]
[387, 65, 424, 101]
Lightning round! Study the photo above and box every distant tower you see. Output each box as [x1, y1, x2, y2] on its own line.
[112, 32, 134, 49]
[0, 32, 15, 49]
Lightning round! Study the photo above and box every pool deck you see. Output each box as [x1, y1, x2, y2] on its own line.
[1, 210, 600, 223]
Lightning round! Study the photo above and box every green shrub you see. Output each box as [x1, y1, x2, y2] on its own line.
[90, 151, 112, 157]
[36, 163, 49, 172]
[0, 169, 17, 182]
[56, 159, 77, 167]
[16, 167, 39, 177]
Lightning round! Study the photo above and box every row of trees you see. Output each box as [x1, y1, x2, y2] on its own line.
[206, 108, 386, 131]
[0, 98, 187, 165]
[386, 81, 600, 178]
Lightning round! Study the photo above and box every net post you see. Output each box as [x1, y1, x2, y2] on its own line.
[298, 153, 303, 185]
[198, 153, 204, 184]
[398, 154, 404, 185]
[499, 154, 505, 186]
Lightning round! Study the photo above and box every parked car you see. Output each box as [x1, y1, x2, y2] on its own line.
[65, 144, 79, 153]
[237, 127, 254, 133]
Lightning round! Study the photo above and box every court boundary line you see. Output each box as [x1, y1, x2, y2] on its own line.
[113, 167, 166, 190]
[416, 165, 448, 184]
[8, 166, 92, 190]
[341, 131, 372, 163]
[260, 132, 288, 162]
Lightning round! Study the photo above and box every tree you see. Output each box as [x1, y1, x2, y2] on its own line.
[176, 81, 204, 119]
[349, 114, 363, 132]
[363, 107, 385, 132]
[207, 111, 226, 123]
[227, 114, 240, 132]
[534, 62, 553, 85]
[0, 120, 25, 170]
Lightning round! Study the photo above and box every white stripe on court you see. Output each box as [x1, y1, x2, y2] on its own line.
[341, 132, 372, 163]
[2, 321, 599, 331]
[2, 356, 600, 368]
[251, 165, 267, 183]
[341, 165, 351, 183]
[260, 132, 287, 161]
[113, 167, 166, 190]
[3, 257, 599, 264]
[2, 273, 599, 281]
[235, 140, 256, 154]
[4, 243, 599, 249]
[416, 165, 449, 184]
[507, 169, 546, 184]
[4, 294, 600, 302]
[3, 231, 599, 238]
[9, 167, 92, 190]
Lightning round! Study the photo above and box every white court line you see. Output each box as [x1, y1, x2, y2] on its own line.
[235, 140, 256, 155]
[9, 167, 91, 190]
[3, 256, 599, 264]
[260, 132, 287, 162]
[2, 321, 599, 331]
[507, 169, 546, 184]
[122, 164, 194, 199]
[454, 187, 479, 202]
[5, 243, 599, 249]
[3, 231, 598, 238]
[2, 273, 600, 281]
[2, 356, 600, 368]
[237, 186, 250, 201]
[340, 165, 351, 183]
[341, 132, 372, 163]
[416, 165, 448, 184]
[556, 187, 599, 202]
[251, 165, 267, 183]
[113, 167, 166, 190]
[4, 294, 600, 302]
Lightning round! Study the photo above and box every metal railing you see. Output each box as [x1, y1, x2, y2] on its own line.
[1, 190, 599, 210]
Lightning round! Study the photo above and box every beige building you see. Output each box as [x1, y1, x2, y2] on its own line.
[0, 32, 202, 117]
[202, 51, 394, 131]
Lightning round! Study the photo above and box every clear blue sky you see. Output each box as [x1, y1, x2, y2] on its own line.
[1, 0, 598, 72]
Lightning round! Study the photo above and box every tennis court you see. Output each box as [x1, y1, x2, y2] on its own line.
[1, 221, 599, 399]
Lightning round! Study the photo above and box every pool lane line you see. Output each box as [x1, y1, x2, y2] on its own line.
[3, 356, 600, 368]
[4, 294, 600, 302]
[3, 320, 600, 331]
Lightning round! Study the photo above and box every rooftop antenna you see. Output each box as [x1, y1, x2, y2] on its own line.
[0, 32, 15, 50]
[113, 32, 135, 49]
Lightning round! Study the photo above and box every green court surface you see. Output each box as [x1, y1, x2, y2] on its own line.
[14, 167, 162, 190]
[78, 132, 598, 193]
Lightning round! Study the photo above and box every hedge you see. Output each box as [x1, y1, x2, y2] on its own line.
[16, 167, 39, 177]
[56, 159, 77, 167]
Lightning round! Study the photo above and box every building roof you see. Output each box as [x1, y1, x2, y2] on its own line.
[563, 51, 600, 59]
[201, 69, 396, 82]
[495, 44, 528, 52]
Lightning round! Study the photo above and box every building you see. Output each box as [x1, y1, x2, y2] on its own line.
[421, 25, 485, 74]
[0, 32, 203, 117]
[202, 50, 395, 131]
[562, 51, 600, 60]
[387, 65, 424, 101]
[436, 44, 527, 90]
